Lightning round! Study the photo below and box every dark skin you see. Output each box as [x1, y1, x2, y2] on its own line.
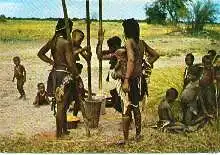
[200, 58, 214, 86]
[185, 56, 194, 67]
[38, 30, 78, 137]
[122, 39, 135, 92]
[96, 30, 121, 60]
[142, 41, 160, 67]
[183, 56, 194, 88]
[123, 39, 159, 93]
[33, 84, 49, 106]
[199, 58, 216, 116]
[38, 32, 77, 76]
[72, 32, 91, 62]
[12, 59, 26, 83]
[158, 93, 177, 123]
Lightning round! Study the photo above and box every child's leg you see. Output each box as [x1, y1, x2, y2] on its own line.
[17, 79, 25, 97]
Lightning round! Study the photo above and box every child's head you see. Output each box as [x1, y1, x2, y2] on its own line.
[185, 53, 194, 66]
[166, 88, 178, 103]
[72, 29, 85, 47]
[13, 56, 20, 66]
[37, 83, 45, 93]
[122, 18, 140, 42]
[76, 63, 83, 75]
[202, 55, 212, 69]
[207, 49, 216, 61]
[107, 36, 121, 53]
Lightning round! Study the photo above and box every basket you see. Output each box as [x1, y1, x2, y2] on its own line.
[84, 97, 103, 128]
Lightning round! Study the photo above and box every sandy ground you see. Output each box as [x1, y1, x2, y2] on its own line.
[0, 41, 202, 139]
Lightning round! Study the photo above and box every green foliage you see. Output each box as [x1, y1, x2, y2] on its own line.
[0, 14, 7, 23]
[146, 0, 190, 24]
[145, 2, 167, 24]
[187, 0, 218, 33]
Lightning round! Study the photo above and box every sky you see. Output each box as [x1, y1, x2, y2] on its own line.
[0, 0, 220, 22]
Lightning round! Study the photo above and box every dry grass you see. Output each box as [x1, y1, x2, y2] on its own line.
[0, 66, 219, 153]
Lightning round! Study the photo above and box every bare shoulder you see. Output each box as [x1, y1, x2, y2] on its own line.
[20, 65, 25, 69]
[61, 38, 70, 44]
[125, 38, 136, 47]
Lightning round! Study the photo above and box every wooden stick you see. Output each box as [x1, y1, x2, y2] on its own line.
[86, 0, 92, 100]
[61, 0, 71, 41]
[98, 0, 103, 93]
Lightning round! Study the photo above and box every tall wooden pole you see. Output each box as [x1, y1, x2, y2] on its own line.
[98, 0, 103, 93]
[61, 0, 71, 41]
[86, 0, 92, 100]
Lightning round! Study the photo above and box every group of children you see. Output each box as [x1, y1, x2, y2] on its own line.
[12, 56, 51, 106]
[157, 50, 220, 132]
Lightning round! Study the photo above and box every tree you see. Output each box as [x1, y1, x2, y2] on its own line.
[159, 0, 190, 23]
[145, 0, 190, 24]
[145, 2, 167, 24]
[0, 14, 7, 22]
[188, 0, 217, 33]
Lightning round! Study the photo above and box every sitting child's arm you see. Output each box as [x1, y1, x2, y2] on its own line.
[33, 94, 39, 105]
[45, 93, 50, 104]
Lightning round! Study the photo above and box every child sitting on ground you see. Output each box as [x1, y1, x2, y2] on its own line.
[157, 88, 188, 133]
[33, 83, 50, 106]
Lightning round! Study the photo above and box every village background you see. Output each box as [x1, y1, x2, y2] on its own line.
[0, 0, 220, 152]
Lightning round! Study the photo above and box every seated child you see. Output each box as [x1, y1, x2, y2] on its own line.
[198, 55, 216, 116]
[180, 66, 201, 125]
[157, 88, 188, 133]
[158, 88, 178, 124]
[33, 83, 50, 106]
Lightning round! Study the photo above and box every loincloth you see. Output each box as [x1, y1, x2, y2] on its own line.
[47, 68, 70, 97]
[55, 74, 75, 102]
[117, 77, 141, 114]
